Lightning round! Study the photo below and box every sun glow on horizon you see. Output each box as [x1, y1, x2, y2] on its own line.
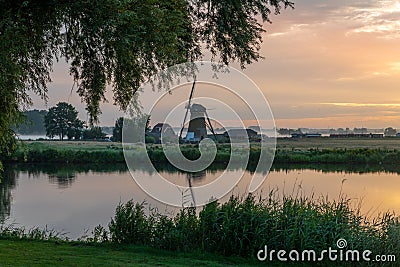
[321, 103, 400, 108]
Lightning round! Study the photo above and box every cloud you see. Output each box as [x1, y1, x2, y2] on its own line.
[321, 102, 400, 107]
[342, 1, 400, 39]
[390, 62, 400, 71]
[267, 0, 400, 40]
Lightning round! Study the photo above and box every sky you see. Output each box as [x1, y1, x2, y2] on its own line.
[30, 0, 400, 129]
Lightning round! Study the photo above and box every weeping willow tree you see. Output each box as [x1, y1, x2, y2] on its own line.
[0, 0, 294, 168]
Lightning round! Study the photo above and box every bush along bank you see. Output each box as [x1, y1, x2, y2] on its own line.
[5, 142, 400, 166]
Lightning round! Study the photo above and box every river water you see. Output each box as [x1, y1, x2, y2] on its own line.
[1, 163, 399, 239]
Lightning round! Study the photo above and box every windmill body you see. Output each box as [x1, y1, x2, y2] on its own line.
[179, 79, 217, 143]
[186, 103, 207, 142]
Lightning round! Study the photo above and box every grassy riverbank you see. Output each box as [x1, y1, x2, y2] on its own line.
[1, 194, 399, 266]
[0, 240, 262, 266]
[5, 139, 400, 165]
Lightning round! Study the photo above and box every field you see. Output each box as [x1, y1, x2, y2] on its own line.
[19, 137, 400, 150]
[5, 138, 400, 165]
[277, 137, 400, 150]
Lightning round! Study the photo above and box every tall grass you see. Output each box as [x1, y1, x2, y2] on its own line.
[1, 192, 398, 265]
[101, 193, 399, 265]
[0, 223, 66, 241]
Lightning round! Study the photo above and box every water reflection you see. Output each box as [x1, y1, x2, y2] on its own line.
[271, 163, 400, 175]
[0, 168, 17, 223]
[9, 163, 128, 176]
[0, 162, 399, 239]
[48, 172, 76, 189]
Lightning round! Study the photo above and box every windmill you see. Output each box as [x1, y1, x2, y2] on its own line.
[178, 79, 217, 208]
[179, 79, 217, 142]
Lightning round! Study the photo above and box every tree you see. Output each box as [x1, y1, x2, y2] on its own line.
[67, 119, 85, 140]
[384, 127, 397, 137]
[82, 127, 107, 140]
[112, 118, 124, 143]
[0, 0, 294, 160]
[16, 110, 48, 135]
[44, 102, 84, 140]
[113, 115, 150, 142]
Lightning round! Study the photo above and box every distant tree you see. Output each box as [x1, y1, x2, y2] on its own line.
[277, 128, 290, 135]
[354, 128, 368, 134]
[112, 115, 150, 142]
[112, 118, 124, 142]
[277, 128, 298, 135]
[17, 110, 48, 135]
[67, 119, 85, 140]
[82, 126, 106, 140]
[44, 102, 84, 140]
[384, 127, 397, 136]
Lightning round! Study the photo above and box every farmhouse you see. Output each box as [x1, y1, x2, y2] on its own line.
[223, 128, 260, 142]
[147, 123, 176, 143]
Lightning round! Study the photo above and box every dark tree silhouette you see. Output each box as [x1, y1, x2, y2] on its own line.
[44, 102, 84, 140]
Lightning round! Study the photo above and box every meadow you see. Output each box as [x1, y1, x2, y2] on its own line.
[5, 138, 400, 166]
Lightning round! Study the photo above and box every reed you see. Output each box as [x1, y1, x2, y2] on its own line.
[103, 193, 399, 265]
[1, 192, 398, 266]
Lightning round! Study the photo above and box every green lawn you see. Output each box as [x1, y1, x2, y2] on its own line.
[0, 240, 265, 267]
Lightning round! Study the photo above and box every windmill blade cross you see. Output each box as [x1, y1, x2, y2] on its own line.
[205, 110, 217, 140]
[179, 78, 196, 140]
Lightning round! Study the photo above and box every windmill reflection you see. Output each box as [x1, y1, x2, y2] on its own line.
[182, 170, 206, 207]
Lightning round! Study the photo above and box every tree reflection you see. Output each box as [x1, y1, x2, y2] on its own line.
[7, 163, 128, 189]
[0, 167, 17, 223]
[48, 171, 76, 189]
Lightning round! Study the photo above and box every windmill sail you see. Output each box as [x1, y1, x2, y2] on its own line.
[179, 78, 196, 140]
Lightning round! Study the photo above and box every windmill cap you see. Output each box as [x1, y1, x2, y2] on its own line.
[190, 103, 207, 112]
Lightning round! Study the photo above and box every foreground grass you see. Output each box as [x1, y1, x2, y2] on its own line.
[1, 194, 399, 266]
[0, 240, 264, 267]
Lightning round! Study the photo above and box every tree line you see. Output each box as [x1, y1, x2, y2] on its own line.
[15, 102, 107, 141]
[17, 102, 152, 142]
[45, 102, 108, 141]
[278, 127, 399, 136]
